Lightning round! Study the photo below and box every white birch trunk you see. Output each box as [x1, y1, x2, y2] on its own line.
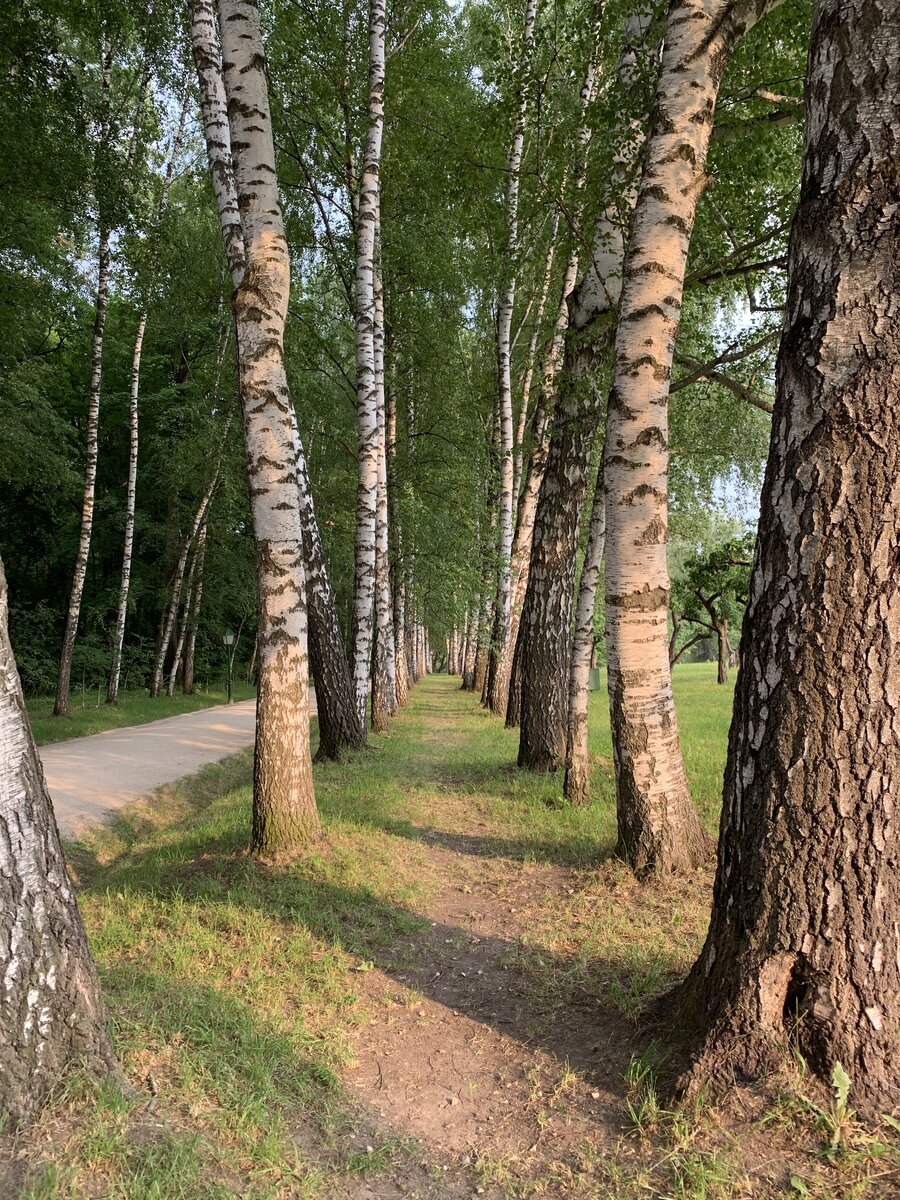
[493, 2, 604, 722]
[166, 528, 203, 697]
[604, 0, 782, 874]
[351, 0, 387, 730]
[216, 0, 318, 853]
[564, 459, 606, 804]
[149, 457, 222, 698]
[490, 0, 539, 703]
[189, 0, 246, 287]
[386, 380, 408, 706]
[53, 42, 114, 717]
[371, 262, 398, 730]
[108, 86, 190, 705]
[182, 522, 207, 695]
[1, 556, 117, 1121]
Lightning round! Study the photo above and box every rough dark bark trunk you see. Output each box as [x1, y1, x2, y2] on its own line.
[294, 426, 365, 759]
[1, 556, 117, 1124]
[680, 0, 900, 1118]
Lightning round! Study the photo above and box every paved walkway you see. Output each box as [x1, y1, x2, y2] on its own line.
[39, 694, 314, 838]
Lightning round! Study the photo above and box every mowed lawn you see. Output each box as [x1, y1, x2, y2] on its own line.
[20, 665, 871, 1200]
[27, 683, 257, 746]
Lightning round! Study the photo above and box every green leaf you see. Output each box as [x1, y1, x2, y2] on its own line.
[789, 1177, 810, 1196]
[831, 1061, 852, 1109]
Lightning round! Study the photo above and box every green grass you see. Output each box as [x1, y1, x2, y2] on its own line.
[588, 661, 736, 832]
[14, 665, 885, 1199]
[27, 683, 257, 746]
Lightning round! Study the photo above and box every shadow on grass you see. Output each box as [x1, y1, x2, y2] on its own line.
[73, 804, 687, 1114]
[346, 815, 618, 869]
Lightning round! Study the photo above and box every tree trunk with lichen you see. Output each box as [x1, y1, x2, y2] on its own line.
[680, 0, 900, 1118]
[1, 556, 117, 1124]
[604, 0, 781, 874]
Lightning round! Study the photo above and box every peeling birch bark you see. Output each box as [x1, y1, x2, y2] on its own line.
[217, 0, 318, 853]
[351, 0, 387, 731]
[603, 0, 781, 874]
[681, 0, 900, 1116]
[1, 557, 117, 1122]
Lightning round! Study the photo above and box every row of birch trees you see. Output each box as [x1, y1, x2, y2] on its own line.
[4, 0, 900, 1130]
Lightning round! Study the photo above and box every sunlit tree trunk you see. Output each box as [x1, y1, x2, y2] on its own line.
[351, 0, 387, 732]
[488, 0, 539, 713]
[195, 0, 356, 765]
[682, 0, 900, 1115]
[604, 0, 780, 874]
[564, 459, 605, 804]
[54, 42, 114, 718]
[1, 556, 117, 1123]
[217, 0, 318, 853]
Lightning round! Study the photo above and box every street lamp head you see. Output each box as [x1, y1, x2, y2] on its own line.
[223, 631, 235, 647]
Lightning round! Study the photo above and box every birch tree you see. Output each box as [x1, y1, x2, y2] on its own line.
[515, 4, 653, 765]
[351, 0, 387, 731]
[485, 0, 539, 716]
[563, 459, 605, 804]
[0, 555, 117, 1122]
[682, 0, 900, 1115]
[603, 0, 781, 874]
[108, 85, 191, 705]
[191, 0, 363, 761]
[193, 0, 319, 852]
[371, 262, 398, 730]
[53, 41, 114, 717]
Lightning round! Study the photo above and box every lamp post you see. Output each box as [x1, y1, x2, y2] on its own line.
[222, 630, 235, 704]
